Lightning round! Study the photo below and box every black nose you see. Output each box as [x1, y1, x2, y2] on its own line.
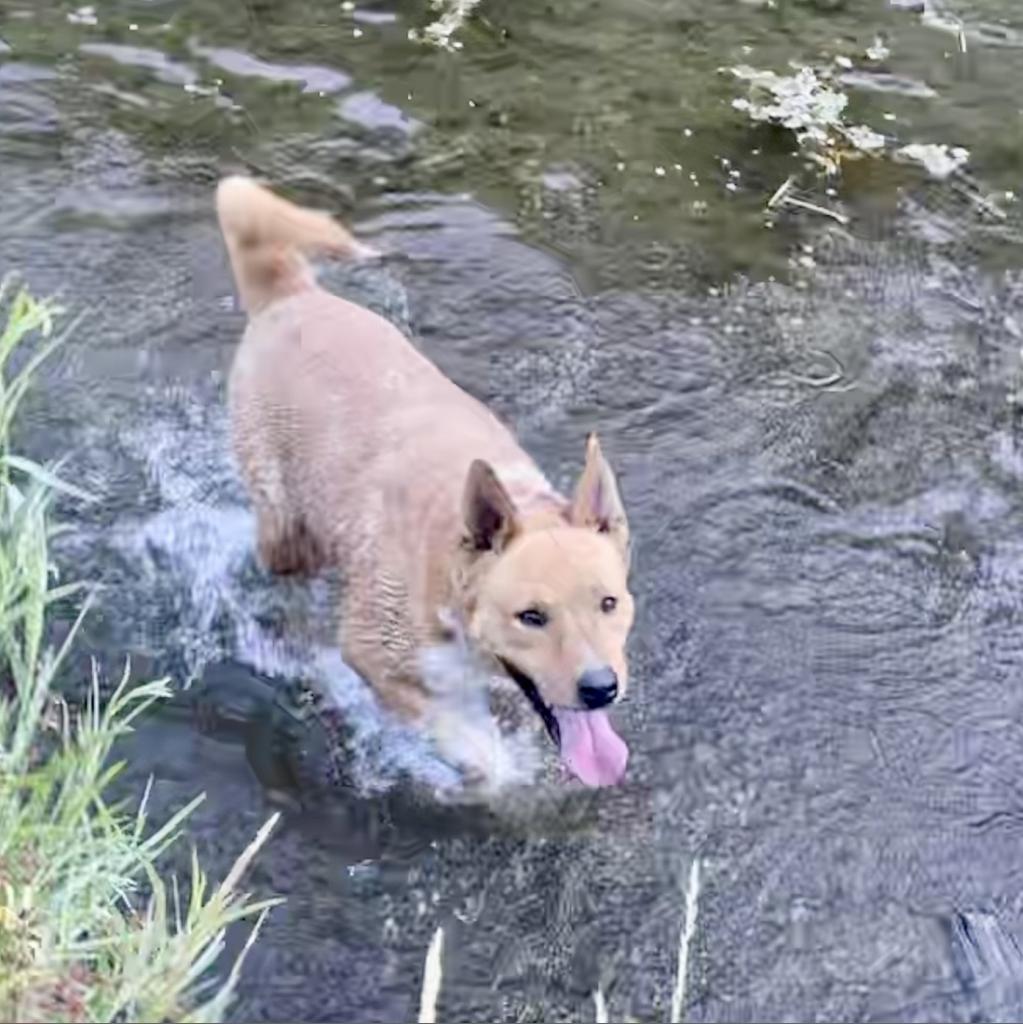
[577, 667, 619, 710]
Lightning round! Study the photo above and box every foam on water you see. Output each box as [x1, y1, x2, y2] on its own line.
[102, 377, 463, 796]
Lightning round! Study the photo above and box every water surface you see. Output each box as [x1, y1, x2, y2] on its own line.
[3, 0, 1023, 1019]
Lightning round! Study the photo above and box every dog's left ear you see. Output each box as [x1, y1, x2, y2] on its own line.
[570, 434, 630, 564]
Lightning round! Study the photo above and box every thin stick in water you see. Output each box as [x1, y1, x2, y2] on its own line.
[419, 925, 445, 1024]
[779, 195, 850, 225]
[669, 857, 702, 1024]
[593, 985, 609, 1023]
[766, 174, 795, 210]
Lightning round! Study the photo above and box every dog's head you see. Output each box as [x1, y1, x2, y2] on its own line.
[455, 435, 634, 787]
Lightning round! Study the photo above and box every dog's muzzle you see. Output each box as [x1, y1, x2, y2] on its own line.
[497, 656, 629, 788]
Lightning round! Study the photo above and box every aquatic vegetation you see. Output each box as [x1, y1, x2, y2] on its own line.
[417, 925, 444, 1023]
[730, 65, 856, 162]
[729, 61, 968, 179]
[894, 141, 971, 180]
[418, 858, 704, 1023]
[0, 280, 280, 1024]
[669, 857, 703, 1024]
[727, 52, 984, 222]
[409, 0, 483, 51]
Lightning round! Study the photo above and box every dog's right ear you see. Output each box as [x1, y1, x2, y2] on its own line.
[570, 433, 630, 564]
[462, 460, 519, 554]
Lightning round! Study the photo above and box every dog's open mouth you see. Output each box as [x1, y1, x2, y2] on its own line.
[499, 658, 629, 787]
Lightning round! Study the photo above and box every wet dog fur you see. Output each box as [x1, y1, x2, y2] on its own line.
[215, 176, 635, 793]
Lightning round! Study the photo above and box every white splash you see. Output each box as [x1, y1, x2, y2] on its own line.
[418, 642, 541, 793]
[109, 393, 462, 795]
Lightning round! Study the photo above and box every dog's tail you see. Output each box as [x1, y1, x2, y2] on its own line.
[215, 175, 377, 313]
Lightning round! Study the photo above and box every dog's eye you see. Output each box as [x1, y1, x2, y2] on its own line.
[516, 608, 548, 628]
[600, 596, 618, 614]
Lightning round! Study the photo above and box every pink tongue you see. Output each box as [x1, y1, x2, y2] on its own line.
[552, 708, 629, 787]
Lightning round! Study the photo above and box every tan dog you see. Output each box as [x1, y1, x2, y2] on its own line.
[216, 176, 635, 792]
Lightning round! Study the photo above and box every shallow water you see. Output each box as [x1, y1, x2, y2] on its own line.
[4, 0, 1023, 1019]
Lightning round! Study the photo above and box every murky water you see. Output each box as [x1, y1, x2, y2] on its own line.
[4, 0, 1023, 1019]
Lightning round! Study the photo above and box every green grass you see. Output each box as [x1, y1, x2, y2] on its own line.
[0, 279, 281, 1023]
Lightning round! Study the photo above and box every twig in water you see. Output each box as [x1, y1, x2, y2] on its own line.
[767, 175, 795, 210]
[593, 986, 609, 1023]
[950, 178, 1008, 221]
[766, 176, 849, 225]
[921, 0, 969, 51]
[669, 858, 702, 1024]
[778, 195, 850, 225]
[419, 925, 445, 1024]
[787, 348, 848, 389]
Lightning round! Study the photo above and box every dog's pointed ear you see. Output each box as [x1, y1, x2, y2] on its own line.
[570, 434, 630, 562]
[462, 460, 519, 555]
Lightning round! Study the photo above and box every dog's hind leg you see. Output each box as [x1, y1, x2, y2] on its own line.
[256, 507, 323, 576]
[233, 424, 323, 576]
[230, 379, 325, 576]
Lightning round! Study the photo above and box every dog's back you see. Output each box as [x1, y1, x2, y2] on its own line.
[217, 176, 547, 610]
